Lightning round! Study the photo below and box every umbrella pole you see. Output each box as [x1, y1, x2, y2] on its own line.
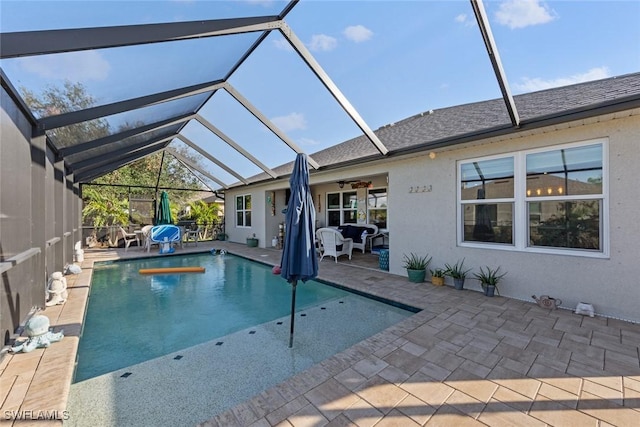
[289, 280, 297, 348]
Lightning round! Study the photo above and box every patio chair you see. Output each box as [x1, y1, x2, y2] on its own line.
[316, 227, 353, 263]
[141, 225, 158, 253]
[338, 223, 379, 253]
[184, 223, 200, 247]
[118, 227, 140, 252]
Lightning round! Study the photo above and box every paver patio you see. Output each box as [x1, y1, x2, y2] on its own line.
[1, 242, 638, 426]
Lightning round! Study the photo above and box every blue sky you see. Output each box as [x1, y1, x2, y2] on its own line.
[1, 0, 639, 184]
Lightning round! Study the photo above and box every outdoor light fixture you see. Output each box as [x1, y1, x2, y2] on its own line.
[338, 181, 345, 188]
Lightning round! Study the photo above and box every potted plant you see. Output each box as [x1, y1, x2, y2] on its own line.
[402, 253, 431, 283]
[429, 268, 446, 286]
[217, 232, 228, 241]
[474, 266, 506, 297]
[445, 258, 471, 290]
[246, 233, 259, 247]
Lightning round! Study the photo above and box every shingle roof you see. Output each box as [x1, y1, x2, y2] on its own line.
[251, 72, 640, 183]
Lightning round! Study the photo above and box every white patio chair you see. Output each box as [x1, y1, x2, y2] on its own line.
[118, 227, 139, 252]
[316, 227, 353, 263]
[141, 225, 156, 252]
[184, 223, 200, 247]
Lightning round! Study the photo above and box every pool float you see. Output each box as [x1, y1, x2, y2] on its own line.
[139, 266, 206, 275]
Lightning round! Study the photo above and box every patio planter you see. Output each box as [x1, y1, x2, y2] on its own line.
[453, 278, 465, 290]
[246, 237, 259, 247]
[407, 269, 426, 283]
[484, 284, 496, 297]
[431, 276, 445, 286]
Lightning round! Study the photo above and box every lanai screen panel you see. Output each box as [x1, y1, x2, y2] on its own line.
[225, 31, 368, 161]
[168, 139, 238, 187]
[45, 92, 210, 150]
[198, 90, 301, 171]
[1, 34, 260, 119]
[180, 119, 264, 181]
[65, 124, 183, 166]
[0, 1, 290, 32]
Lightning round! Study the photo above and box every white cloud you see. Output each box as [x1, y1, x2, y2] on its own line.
[271, 112, 307, 132]
[343, 25, 373, 43]
[273, 37, 293, 52]
[495, 0, 556, 29]
[19, 50, 110, 81]
[309, 34, 337, 52]
[513, 67, 611, 92]
[297, 137, 320, 146]
[454, 13, 475, 27]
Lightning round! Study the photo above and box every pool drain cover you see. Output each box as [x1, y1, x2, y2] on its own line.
[120, 372, 132, 378]
[216, 341, 224, 346]
[174, 355, 183, 360]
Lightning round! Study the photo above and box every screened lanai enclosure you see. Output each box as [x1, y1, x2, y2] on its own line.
[2, 0, 620, 347]
[1, 0, 398, 346]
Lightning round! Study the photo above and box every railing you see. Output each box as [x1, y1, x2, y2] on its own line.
[82, 221, 226, 247]
[0, 247, 41, 274]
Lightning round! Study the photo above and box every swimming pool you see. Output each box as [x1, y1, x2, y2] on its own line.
[75, 253, 414, 382]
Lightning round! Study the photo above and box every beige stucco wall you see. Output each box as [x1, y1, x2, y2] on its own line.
[225, 112, 640, 322]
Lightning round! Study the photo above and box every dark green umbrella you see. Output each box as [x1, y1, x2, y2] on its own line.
[155, 191, 173, 225]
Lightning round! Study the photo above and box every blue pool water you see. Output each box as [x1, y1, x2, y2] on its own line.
[75, 253, 413, 382]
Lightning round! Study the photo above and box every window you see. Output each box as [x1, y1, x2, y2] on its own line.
[526, 144, 603, 250]
[326, 191, 357, 226]
[367, 188, 387, 229]
[458, 140, 607, 256]
[236, 194, 251, 227]
[460, 157, 514, 244]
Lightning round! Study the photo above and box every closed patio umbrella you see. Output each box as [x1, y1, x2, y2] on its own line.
[155, 191, 173, 225]
[472, 188, 494, 241]
[280, 154, 318, 348]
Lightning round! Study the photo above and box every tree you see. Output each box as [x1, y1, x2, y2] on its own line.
[22, 81, 110, 144]
[188, 200, 220, 240]
[22, 81, 213, 232]
[81, 187, 129, 246]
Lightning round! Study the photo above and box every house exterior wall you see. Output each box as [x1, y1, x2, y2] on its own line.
[224, 112, 639, 322]
[388, 113, 640, 323]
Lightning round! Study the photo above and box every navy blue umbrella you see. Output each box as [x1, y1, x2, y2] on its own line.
[280, 154, 318, 347]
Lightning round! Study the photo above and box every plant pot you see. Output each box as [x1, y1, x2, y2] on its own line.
[407, 269, 426, 283]
[453, 278, 465, 290]
[217, 234, 227, 241]
[484, 285, 495, 297]
[246, 238, 259, 247]
[431, 276, 445, 286]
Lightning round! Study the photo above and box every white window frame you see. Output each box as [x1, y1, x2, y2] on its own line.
[326, 190, 357, 226]
[457, 138, 609, 258]
[235, 194, 252, 228]
[367, 186, 388, 231]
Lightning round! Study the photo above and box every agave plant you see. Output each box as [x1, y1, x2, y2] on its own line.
[444, 258, 472, 279]
[402, 253, 432, 270]
[474, 266, 507, 295]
